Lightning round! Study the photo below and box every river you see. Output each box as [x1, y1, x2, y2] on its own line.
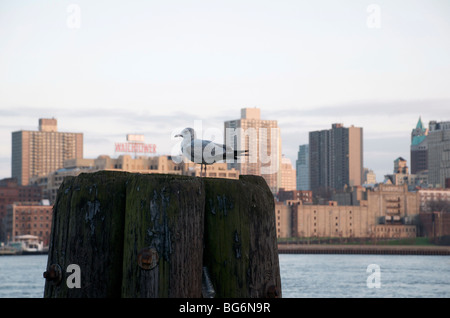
[1, 254, 449, 298]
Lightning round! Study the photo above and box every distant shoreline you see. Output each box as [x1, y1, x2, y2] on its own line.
[278, 244, 450, 255]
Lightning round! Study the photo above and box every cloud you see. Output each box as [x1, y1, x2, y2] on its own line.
[264, 98, 450, 120]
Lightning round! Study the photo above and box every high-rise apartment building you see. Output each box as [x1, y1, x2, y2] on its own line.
[224, 108, 282, 194]
[427, 121, 450, 187]
[309, 123, 363, 193]
[280, 156, 296, 191]
[296, 144, 309, 190]
[409, 118, 450, 187]
[363, 168, 377, 185]
[411, 117, 428, 174]
[11, 118, 83, 185]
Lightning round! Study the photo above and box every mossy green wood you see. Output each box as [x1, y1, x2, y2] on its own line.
[121, 174, 205, 297]
[44, 172, 281, 298]
[44, 171, 129, 297]
[203, 175, 282, 298]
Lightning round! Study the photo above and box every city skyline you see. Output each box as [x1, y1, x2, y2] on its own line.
[1, 1, 450, 182]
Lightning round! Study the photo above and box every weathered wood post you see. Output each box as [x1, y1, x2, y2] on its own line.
[121, 174, 204, 297]
[44, 171, 129, 297]
[203, 175, 281, 298]
[44, 171, 281, 298]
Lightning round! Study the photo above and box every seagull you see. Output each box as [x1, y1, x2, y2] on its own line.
[174, 127, 248, 177]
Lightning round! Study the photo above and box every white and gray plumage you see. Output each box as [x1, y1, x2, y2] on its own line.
[174, 127, 248, 177]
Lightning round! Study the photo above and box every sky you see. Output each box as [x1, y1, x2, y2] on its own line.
[1, 0, 450, 182]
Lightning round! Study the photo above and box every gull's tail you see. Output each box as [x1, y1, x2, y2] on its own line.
[233, 150, 248, 159]
[222, 149, 249, 161]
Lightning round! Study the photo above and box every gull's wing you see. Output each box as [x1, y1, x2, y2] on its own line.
[182, 139, 242, 164]
[181, 137, 247, 165]
[180, 139, 217, 164]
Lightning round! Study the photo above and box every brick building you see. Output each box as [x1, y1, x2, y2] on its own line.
[5, 201, 53, 246]
[275, 184, 419, 239]
[277, 189, 312, 204]
[0, 178, 42, 241]
[418, 188, 450, 213]
[419, 212, 450, 243]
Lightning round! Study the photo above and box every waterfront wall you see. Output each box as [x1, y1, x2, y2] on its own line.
[278, 244, 450, 255]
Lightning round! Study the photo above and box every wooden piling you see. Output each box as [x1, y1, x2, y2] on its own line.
[121, 174, 204, 298]
[203, 175, 281, 298]
[43, 171, 281, 298]
[44, 171, 128, 297]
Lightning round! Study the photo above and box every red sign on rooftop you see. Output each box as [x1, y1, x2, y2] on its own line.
[115, 134, 156, 154]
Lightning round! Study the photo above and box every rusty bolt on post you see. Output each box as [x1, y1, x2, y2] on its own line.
[43, 264, 62, 285]
[137, 247, 159, 270]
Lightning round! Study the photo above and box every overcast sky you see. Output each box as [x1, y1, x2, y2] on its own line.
[1, 0, 449, 182]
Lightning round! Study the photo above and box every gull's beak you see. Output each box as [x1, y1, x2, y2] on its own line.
[174, 134, 182, 138]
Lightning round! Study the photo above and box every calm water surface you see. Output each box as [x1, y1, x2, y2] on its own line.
[280, 254, 450, 298]
[0, 255, 47, 298]
[1, 254, 450, 297]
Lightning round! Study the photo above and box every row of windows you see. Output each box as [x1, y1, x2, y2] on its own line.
[16, 216, 50, 220]
[313, 210, 353, 214]
[313, 229, 352, 233]
[312, 222, 353, 227]
[420, 197, 450, 200]
[16, 223, 50, 228]
[15, 209, 51, 214]
[376, 227, 415, 232]
[15, 231, 50, 236]
[208, 172, 237, 177]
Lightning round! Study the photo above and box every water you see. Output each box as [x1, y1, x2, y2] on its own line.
[280, 254, 450, 298]
[0, 255, 47, 298]
[1, 254, 450, 297]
